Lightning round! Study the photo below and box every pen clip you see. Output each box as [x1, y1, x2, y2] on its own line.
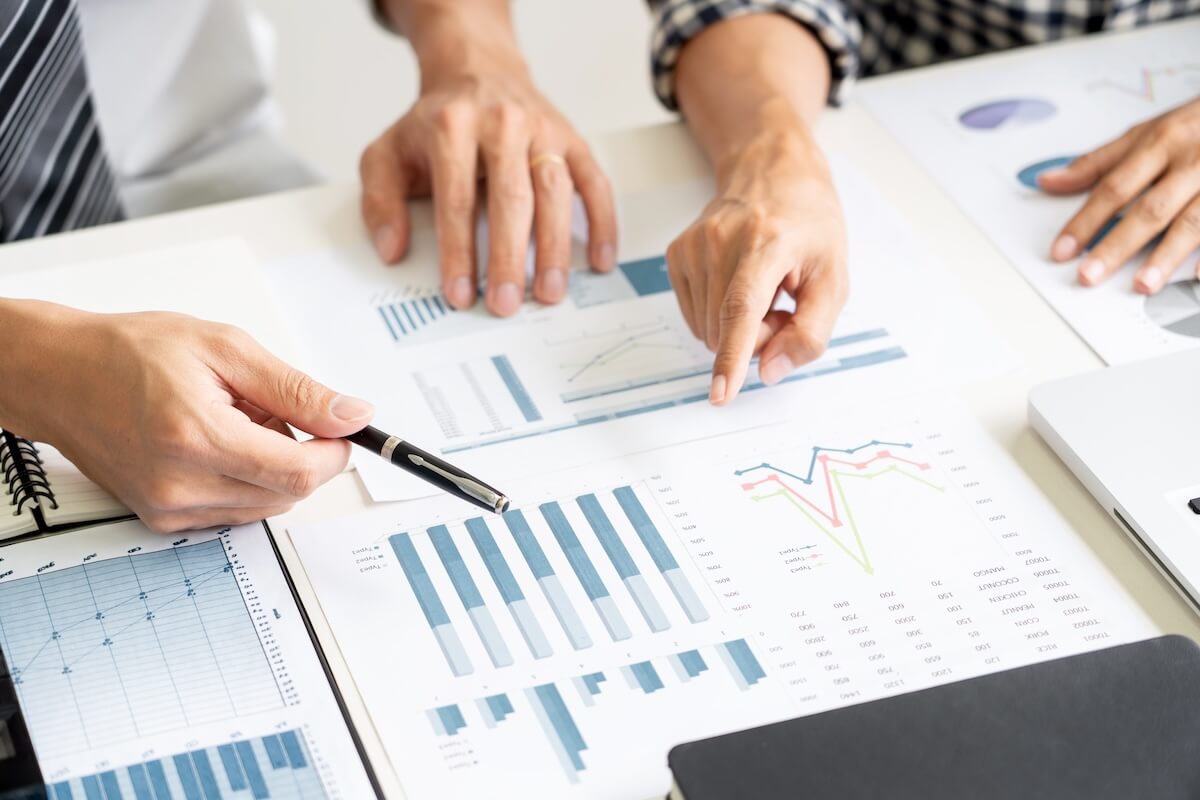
[408, 454, 508, 513]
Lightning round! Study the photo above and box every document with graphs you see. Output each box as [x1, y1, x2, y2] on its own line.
[287, 392, 1156, 800]
[0, 521, 375, 799]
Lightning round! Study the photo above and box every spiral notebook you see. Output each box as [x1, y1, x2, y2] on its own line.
[0, 431, 130, 540]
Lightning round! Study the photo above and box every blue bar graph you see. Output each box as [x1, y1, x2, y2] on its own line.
[577, 494, 670, 632]
[428, 525, 514, 668]
[674, 650, 708, 680]
[503, 510, 592, 650]
[613, 486, 709, 623]
[540, 502, 631, 641]
[477, 693, 516, 728]
[46, 729, 327, 799]
[465, 517, 552, 659]
[429, 704, 468, 737]
[527, 684, 588, 784]
[390, 532, 474, 676]
[570, 671, 608, 706]
[491, 355, 542, 422]
[718, 639, 767, 691]
[626, 661, 665, 694]
[619, 255, 672, 296]
[377, 295, 451, 341]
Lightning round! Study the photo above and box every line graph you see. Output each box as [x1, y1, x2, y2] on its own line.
[0, 539, 281, 758]
[736, 442, 944, 574]
[1086, 64, 1200, 103]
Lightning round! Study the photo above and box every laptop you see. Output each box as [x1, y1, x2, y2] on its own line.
[1029, 349, 1200, 611]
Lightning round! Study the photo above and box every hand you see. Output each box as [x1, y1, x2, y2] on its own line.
[6, 304, 374, 533]
[1042, 97, 1200, 293]
[359, 10, 616, 317]
[666, 127, 848, 405]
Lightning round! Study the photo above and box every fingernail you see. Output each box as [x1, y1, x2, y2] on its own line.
[709, 375, 727, 405]
[448, 276, 473, 309]
[1136, 265, 1165, 294]
[493, 282, 522, 316]
[540, 268, 567, 302]
[374, 225, 399, 262]
[1078, 258, 1106, 286]
[597, 243, 617, 272]
[330, 394, 374, 421]
[1051, 234, 1079, 261]
[760, 355, 794, 385]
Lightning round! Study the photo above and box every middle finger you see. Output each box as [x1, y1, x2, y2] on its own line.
[482, 112, 535, 317]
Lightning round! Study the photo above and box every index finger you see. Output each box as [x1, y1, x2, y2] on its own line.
[211, 409, 351, 499]
[710, 244, 787, 405]
[1038, 128, 1140, 196]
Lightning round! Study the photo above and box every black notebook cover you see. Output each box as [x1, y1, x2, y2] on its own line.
[668, 635, 1200, 800]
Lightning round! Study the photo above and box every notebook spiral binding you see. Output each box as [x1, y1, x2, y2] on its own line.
[0, 434, 56, 516]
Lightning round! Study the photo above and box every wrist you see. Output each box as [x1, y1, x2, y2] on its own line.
[395, 2, 530, 90]
[712, 101, 826, 193]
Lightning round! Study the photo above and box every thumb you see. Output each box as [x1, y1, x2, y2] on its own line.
[220, 334, 374, 438]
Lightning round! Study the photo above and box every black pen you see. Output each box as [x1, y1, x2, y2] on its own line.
[344, 425, 511, 514]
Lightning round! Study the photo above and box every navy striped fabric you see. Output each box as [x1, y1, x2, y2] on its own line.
[0, 0, 123, 242]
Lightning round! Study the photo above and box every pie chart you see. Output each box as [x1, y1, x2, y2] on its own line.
[959, 98, 1056, 130]
[1145, 280, 1200, 338]
[1017, 155, 1075, 189]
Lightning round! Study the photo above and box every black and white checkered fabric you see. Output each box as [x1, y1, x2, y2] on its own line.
[647, 0, 1200, 108]
[0, 0, 123, 242]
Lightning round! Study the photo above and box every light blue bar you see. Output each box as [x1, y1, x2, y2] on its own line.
[534, 684, 588, 771]
[827, 328, 889, 347]
[593, 595, 632, 641]
[508, 597, 553, 658]
[619, 255, 671, 296]
[625, 574, 670, 632]
[99, 772, 123, 800]
[576, 494, 639, 579]
[377, 306, 399, 341]
[583, 672, 606, 694]
[438, 704, 468, 736]
[540, 502, 609, 600]
[487, 693, 514, 722]
[663, 568, 710, 623]
[390, 533, 452, 626]
[263, 734, 287, 768]
[235, 740, 269, 798]
[679, 650, 708, 678]
[503, 510, 554, 579]
[281, 730, 308, 769]
[422, 297, 438, 319]
[612, 487, 676, 572]
[412, 298, 427, 324]
[540, 574, 592, 650]
[191, 751, 221, 800]
[428, 709, 447, 736]
[467, 605, 514, 667]
[51, 783, 73, 800]
[401, 301, 417, 330]
[465, 517, 524, 603]
[173, 754, 203, 800]
[81, 777, 103, 800]
[724, 639, 766, 686]
[218, 744, 247, 791]
[491, 355, 543, 423]
[630, 661, 664, 694]
[145, 762, 171, 800]
[527, 687, 582, 784]
[428, 525, 486, 609]
[126, 766, 152, 800]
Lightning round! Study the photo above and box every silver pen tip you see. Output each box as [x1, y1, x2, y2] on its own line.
[495, 495, 511, 514]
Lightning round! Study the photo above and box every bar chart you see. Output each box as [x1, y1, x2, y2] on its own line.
[45, 729, 327, 800]
[376, 294, 452, 341]
[417, 638, 768, 784]
[386, 484, 711, 678]
[0, 540, 282, 759]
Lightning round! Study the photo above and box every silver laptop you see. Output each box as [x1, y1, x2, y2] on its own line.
[1029, 349, 1200, 611]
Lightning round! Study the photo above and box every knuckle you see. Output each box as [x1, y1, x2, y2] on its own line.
[286, 461, 321, 499]
[142, 478, 190, 513]
[488, 102, 528, 140]
[1136, 194, 1172, 226]
[492, 177, 533, 206]
[279, 370, 322, 413]
[1094, 177, 1131, 205]
[719, 287, 755, 324]
[534, 161, 569, 194]
[440, 186, 476, 218]
[431, 100, 475, 136]
[791, 327, 828, 364]
[1177, 206, 1200, 237]
[140, 511, 179, 535]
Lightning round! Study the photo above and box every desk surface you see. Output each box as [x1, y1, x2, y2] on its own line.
[2, 80, 1197, 798]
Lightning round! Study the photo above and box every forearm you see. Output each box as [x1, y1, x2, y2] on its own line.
[674, 14, 831, 183]
[0, 299, 89, 440]
[379, 0, 527, 83]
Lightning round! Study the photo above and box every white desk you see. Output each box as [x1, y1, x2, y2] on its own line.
[3, 102, 1197, 797]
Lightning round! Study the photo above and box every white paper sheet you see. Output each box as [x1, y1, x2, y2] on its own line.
[0, 520, 375, 797]
[266, 161, 1012, 502]
[287, 391, 1154, 799]
[862, 19, 1200, 364]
